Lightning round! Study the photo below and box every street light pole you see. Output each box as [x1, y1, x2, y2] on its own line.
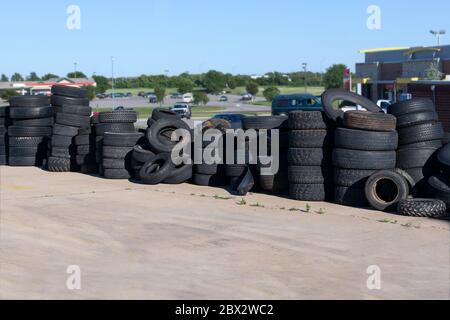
[74, 62, 78, 79]
[111, 56, 115, 110]
[430, 29, 446, 47]
[302, 63, 308, 93]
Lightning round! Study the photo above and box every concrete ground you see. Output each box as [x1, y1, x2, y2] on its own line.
[0, 167, 449, 300]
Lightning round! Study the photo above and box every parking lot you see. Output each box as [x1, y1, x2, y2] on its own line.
[1, 167, 448, 300]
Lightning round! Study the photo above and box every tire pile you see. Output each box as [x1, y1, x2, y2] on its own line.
[8, 96, 53, 167]
[287, 111, 333, 201]
[391, 98, 444, 195]
[0, 105, 8, 165]
[95, 110, 139, 179]
[48, 86, 91, 172]
[132, 108, 192, 184]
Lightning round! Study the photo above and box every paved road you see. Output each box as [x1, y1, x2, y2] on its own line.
[90, 94, 271, 113]
[1, 167, 449, 299]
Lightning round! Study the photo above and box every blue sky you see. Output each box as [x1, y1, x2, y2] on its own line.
[0, 0, 449, 77]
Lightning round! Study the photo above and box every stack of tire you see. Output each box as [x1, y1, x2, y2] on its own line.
[8, 96, 53, 167]
[426, 144, 450, 215]
[132, 108, 192, 184]
[0, 105, 8, 165]
[48, 86, 91, 172]
[389, 98, 444, 196]
[321, 89, 396, 207]
[288, 111, 334, 201]
[95, 110, 139, 179]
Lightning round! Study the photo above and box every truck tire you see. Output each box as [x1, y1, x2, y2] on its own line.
[13, 117, 54, 127]
[132, 145, 156, 164]
[243, 116, 288, 130]
[56, 113, 91, 129]
[99, 111, 138, 123]
[335, 128, 398, 151]
[428, 175, 450, 209]
[139, 153, 174, 184]
[335, 186, 368, 207]
[334, 168, 376, 188]
[152, 108, 179, 121]
[398, 122, 444, 145]
[51, 135, 74, 147]
[397, 140, 442, 151]
[343, 111, 396, 132]
[437, 143, 450, 167]
[53, 124, 80, 137]
[95, 123, 135, 136]
[51, 85, 87, 98]
[397, 148, 438, 169]
[333, 148, 396, 170]
[51, 95, 89, 107]
[365, 170, 409, 211]
[10, 95, 50, 107]
[396, 111, 439, 128]
[9, 136, 48, 148]
[146, 117, 190, 153]
[9, 106, 54, 119]
[397, 199, 448, 218]
[55, 105, 92, 116]
[389, 98, 435, 117]
[103, 132, 144, 147]
[103, 169, 131, 180]
[164, 163, 193, 184]
[102, 146, 132, 159]
[8, 126, 52, 137]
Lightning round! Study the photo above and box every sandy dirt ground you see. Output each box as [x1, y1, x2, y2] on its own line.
[0, 167, 449, 300]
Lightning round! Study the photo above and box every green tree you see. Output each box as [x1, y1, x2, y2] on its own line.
[67, 71, 87, 78]
[154, 86, 166, 106]
[83, 85, 96, 100]
[92, 75, 110, 93]
[11, 73, 24, 82]
[177, 78, 195, 94]
[323, 64, 347, 89]
[263, 86, 280, 102]
[425, 61, 443, 80]
[1, 89, 19, 101]
[203, 70, 227, 94]
[193, 91, 209, 105]
[27, 72, 40, 81]
[227, 77, 237, 90]
[1, 74, 9, 82]
[41, 73, 59, 81]
[246, 82, 259, 100]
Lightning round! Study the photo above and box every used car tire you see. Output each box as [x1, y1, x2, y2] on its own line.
[51, 147, 72, 158]
[321, 89, 382, 123]
[437, 143, 450, 167]
[389, 98, 435, 117]
[194, 163, 218, 175]
[51, 135, 74, 147]
[192, 173, 227, 186]
[74, 135, 90, 145]
[289, 183, 326, 201]
[55, 105, 92, 116]
[146, 117, 190, 153]
[398, 122, 444, 145]
[335, 128, 398, 151]
[95, 123, 135, 136]
[139, 153, 174, 184]
[9, 136, 48, 147]
[103, 158, 126, 169]
[164, 163, 193, 184]
[8, 156, 37, 167]
[397, 140, 442, 151]
[9, 106, 54, 119]
[365, 170, 409, 211]
[288, 166, 330, 184]
[56, 113, 91, 129]
[51, 85, 87, 98]
[47, 157, 71, 172]
[289, 130, 331, 148]
[103, 132, 144, 147]
[335, 186, 368, 207]
[103, 168, 131, 180]
[53, 124, 80, 137]
[397, 148, 438, 169]
[99, 111, 138, 123]
[343, 111, 396, 132]
[225, 164, 247, 177]
[334, 168, 376, 188]
[152, 108, 179, 121]
[102, 146, 132, 159]
[288, 148, 329, 166]
[8, 126, 52, 137]
[396, 111, 439, 128]
[13, 117, 54, 127]
[397, 198, 448, 218]
[243, 116, 288, 130]
[51, 95, 89, 107]
[428, 175, 450, 209]
[132, 145, 156, 164]
[9, 147, 42, 157]
[288, 111, 330, 130]
[333, 148, 396, 170]
[9, 95, 50, 107]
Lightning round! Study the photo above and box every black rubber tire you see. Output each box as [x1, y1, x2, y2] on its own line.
[102, 146, 132, 159]
[132, 145, 156, 164]
[397, 140, 443, 151]
[289, 183, 326, 201]
[334, 168, 376, 188]
[95, 123, 135, 136]
[139, 153, 174, 184]
[53, 124, 80, 137]
[194, 163, 218, 175]
[364, 170, 409, 211]
[397, 148, 438, 169]
[437, 143, 450, 167]
[9, 147, 43, 157]
[55, 105, 92, 116]
[47, 157, 71, 172]
[288, 148, 329, 166]
[321, 89, 382, 123]
[9, 136, 48, 147]
[225, 164, 247, 177]
[9, 106, 54, 119]
[103, 168, 131, 180]
[243, 116, 288, 130]
[288, 111, 330, 130]
[56, 113, 91, 129]
[333, 148, 396, 170]
[388, 98, 435, 117]
[444, 133, 450, 145]
[259, 170, 289, 192]
[192, 173, 227, 187]
[152, 108, 179, 121]
[289, 130, 331, 148]
[343, 111, 397, 132]
[0, 106, 9, 117]
[163, 164, 193, 184]
[9, 156, 39, 167]
[103, 158, 126, 169]
[99, 111, 137, 124]
[428, 175, 450, 209]
[12, 117, 54, 127]
[146, 117, 190, 153]
[0, 155, 7, 165]
[74, 135, 90, 145]
[76, 145, 92, 155]
[396, 111, 439, 128]
[0, 118, 7, 126]
[8, 126, 52, 137]
[397, 198, 448, 218]
[335, 128, 398, 151]
[51, 135, 74, 147]
[51, 147, 72, 158]
[288, 166, 330, 184]
[51, 95, 89, 107]
[335, 186, 368, 207]
[51, 85, 87, 98]
[76, 154, 96, 166]
[398, 122, 444, 145]
[9, 95, 50, 107]
[103, 132, 143, 147]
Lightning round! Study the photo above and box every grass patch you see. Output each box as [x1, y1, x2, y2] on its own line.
[237, 198, 247, 205]
[229, 86, 325, 97]
[214, 195, 233, 200]
[250, 203, 264, 208]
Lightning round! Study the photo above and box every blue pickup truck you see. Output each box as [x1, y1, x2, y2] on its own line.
[272, 93, 322, 115]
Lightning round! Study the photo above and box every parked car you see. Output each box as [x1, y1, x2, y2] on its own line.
[96, 93, 107, 99]
[182, 93, 194, 103]
[377, 99, 392, 113]
[219, 95, 228, 102]
[241, 93, 253, 101]
[138, 91, 146, 97]
[148, 94, 158, 103]
[124, 92, 132, 97]
[211, 114, 246, 129]
[272, 93, 322, 115]
[170, 93, 183, 99]
[171, 103, 192, 119]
